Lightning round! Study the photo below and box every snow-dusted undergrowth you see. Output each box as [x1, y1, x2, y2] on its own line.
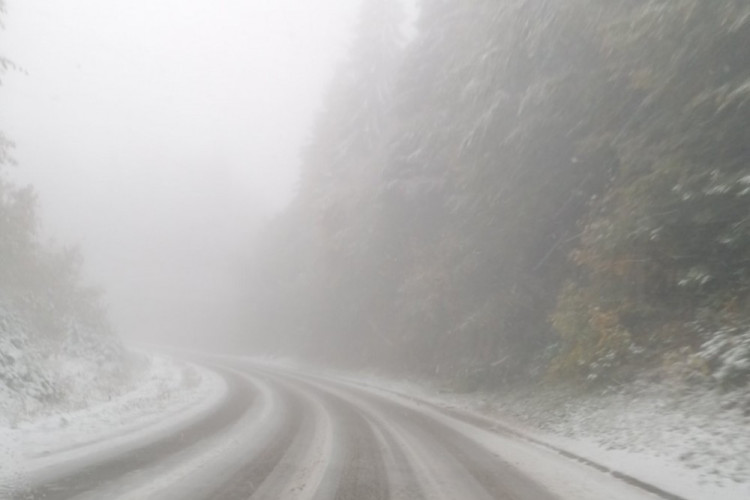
[0, 300, 127, 428]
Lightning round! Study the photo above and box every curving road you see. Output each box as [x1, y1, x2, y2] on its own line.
[11, 357, 659, 500]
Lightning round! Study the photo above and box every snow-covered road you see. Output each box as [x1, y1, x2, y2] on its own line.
[8, 357, 664, 500]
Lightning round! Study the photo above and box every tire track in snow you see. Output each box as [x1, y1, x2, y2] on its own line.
[266, 366, 556, 500]
[11, 357, 668, 500]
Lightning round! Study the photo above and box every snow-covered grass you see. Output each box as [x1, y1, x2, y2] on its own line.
[404, 380, 750, 500]
[0, 353, 221, 496]
[479, 382, 750, 500]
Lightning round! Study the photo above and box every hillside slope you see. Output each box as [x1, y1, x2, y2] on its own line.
[244, 0, 750, 395]
[1, 1, 133, 423]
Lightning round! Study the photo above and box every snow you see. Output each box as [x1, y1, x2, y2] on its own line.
[0, 298, 127, 428]
[265, 357, 750, 500]
[490, 385, 750, 500]
[4, 351, 748, 499]
[290, 365, 655, 500]
[408, 382, 750, 500]
[0, 353, 225, 496]
[699, 329, 750, 387]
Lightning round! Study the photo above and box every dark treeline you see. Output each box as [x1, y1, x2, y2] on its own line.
[244, 0, 750, 389]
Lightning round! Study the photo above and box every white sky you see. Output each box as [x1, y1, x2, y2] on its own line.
[0, 0, 364, 345]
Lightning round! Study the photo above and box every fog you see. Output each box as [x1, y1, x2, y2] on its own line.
[2, 3, 748, 496]
[0, 0, 363, 347]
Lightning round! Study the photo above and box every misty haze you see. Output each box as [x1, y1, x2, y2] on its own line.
[1, 1, 749, 499]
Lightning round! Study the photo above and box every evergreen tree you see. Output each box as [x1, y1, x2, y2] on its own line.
[245, 0, 750, 389]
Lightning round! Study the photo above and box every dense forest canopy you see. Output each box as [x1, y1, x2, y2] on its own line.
[244, 0, 750, 390]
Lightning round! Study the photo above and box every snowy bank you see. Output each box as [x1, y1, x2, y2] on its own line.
[0, 297, 126, 428]
[480, 382, 750, 500]
[0, 353, 224, 496]
[402, 382, 750, 500]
